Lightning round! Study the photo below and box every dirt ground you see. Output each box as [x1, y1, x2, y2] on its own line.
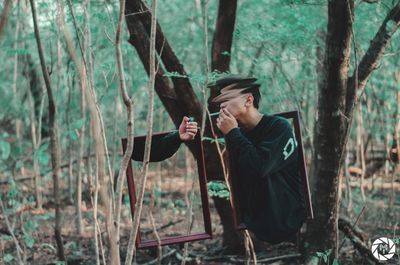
[0, 171, 399, 264]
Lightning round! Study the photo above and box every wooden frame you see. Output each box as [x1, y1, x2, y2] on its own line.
[230, 110, 314, 230]
[121, 130, 212, 249]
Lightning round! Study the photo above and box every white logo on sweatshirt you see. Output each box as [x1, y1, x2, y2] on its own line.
[283, 131, 298, 160]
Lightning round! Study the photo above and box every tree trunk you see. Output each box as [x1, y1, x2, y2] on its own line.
[207, 0, 241, 252]
[211, 0, 237, 74]
[304, 2, 400, 263]
[29, 0, 65, 260]
[306, 1, 354, 260]
[12, 2, 24, 176]
[125, 1, 202, 123]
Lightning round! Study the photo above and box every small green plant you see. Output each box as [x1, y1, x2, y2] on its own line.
[311, 249, 339, 265]
[33, 141, 50, 166]
[174, 199, 186, 208]
[316, 249, 331, 263]
[207, 181, 230, 200]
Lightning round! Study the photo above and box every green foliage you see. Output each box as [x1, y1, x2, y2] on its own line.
[5, 179, 21, 212]
[143, 191, 151, 206]
[309, 256, 320, 265]
[315, 249, 332, 264]
[23, 234, 35, 248]
[123, 194, 130, 206]
[0, 137, 11, 160]
[70, 118, 85, 130]
[66, 117, 86, 141]
[3, 254, 13, 263]
[21, 218, 38, 249]
[174, 199, 186, 208]
[2, 178, 43, 251]
[6, 48, 31, 55]
[1, 235, 13, 242]
[34, 142, 50, 166]
[207, 181, 230, 200]
[153, 185, 162, 200]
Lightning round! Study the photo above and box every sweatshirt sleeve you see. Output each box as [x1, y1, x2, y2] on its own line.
[225, 119, 297, 178]
[131, 131, 182, 162]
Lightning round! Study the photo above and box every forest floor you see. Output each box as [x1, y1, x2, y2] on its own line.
[0, 171, 399, 265]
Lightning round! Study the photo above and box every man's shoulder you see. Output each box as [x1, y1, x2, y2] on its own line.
[240, 113, 292, 140]
[263, 114, 291, 131]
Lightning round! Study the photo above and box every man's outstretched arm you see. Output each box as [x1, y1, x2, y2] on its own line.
[131, 116, 198, 162]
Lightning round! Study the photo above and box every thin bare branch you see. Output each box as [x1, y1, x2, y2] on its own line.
[125, 0, 157, 263]
[114, 0, 135, 259]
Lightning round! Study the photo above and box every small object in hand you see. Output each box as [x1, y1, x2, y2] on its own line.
[188, 117, 194, 122]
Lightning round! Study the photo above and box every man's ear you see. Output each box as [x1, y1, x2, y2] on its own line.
[245, 95, 254, 107]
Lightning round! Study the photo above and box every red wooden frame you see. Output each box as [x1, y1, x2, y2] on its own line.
[121, 130, 212, 249]
[230, 110, 314, 230]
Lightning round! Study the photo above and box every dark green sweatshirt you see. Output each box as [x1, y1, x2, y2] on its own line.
[131, 132, 182, 162]
[225, 114, 306, 244]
